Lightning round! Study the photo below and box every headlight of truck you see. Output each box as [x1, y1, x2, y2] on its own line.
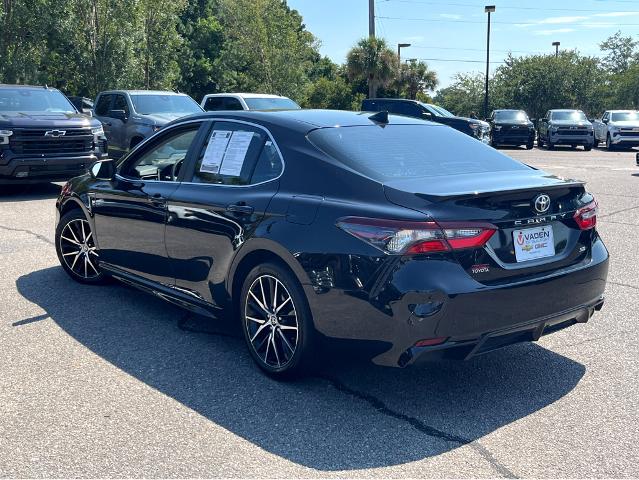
[0, 129, 13, 145]
[550, 125, 559, 133]
[494, 125, 502, 131]
[91, 126, 104, 136]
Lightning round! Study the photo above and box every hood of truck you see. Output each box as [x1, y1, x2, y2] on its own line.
[609, 121, 639, 128]
[0, 111, 97, 129]
[550, 120, 592, 128]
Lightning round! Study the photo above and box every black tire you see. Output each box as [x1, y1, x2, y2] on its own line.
[526, 141, 534, 150]
[584, 144, 592, 152]
[547, 138, 555, 150]
[55, 209, 107, 284]
[537, 133, 544, 148]
[606, 134, 615, 151]
[240, 262, 316, 379]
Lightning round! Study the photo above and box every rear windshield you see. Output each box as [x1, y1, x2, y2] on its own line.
[244, 97, 300, 110]
[308, 125, 529, 181]
[131, 94, 201, 115]
[551, 111, 587, 121]
[495, 110, 528, 122]
[0, 88, 76, 114]
[611, 112, 639, 122]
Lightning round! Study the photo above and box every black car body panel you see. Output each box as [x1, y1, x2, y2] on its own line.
[0, 85, 107, 184]
[56, 109, 608, 368]
[488, 109, 535, 147]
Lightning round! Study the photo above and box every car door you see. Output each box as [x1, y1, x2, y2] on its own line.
[599, 111, 610, 141]
[165, 120, 283, 307]
[94, 94, 114, 146]
[108, 93, 132, 156]
[90, 121, 207, 284]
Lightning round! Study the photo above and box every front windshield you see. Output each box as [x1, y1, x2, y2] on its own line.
[131, 94, 201, 115]
[611, 112, 639, 122]
[495, 110, 529, 122]
[244, 97, 301, 110]
[0, 88, 76, 114]
[551, 111, 587, 121]
[424, 103, 455, 117]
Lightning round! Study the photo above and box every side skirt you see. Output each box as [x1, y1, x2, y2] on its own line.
[100, 263, 222, 319]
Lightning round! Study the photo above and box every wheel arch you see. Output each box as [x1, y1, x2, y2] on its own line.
[59, 195, 90, 219]
[227, 239, 312, 305]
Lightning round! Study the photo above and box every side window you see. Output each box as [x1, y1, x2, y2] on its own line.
[120, 125, 200, 181]
[602, 112, 609, 121]
[224, 97, 244, 110]
[251, 141, 283, 184]
[392, 102, 420, 118]
[191, 122, 278, 185]
[95, 94, 113, 116]
[113, 94, 130, 115]
[204, 97, 224, 111]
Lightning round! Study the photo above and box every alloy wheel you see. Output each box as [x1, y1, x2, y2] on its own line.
[59, 218, 100, 280]
[244, 274, 299, 369]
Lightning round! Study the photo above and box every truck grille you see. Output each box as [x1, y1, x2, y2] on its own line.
[556, 128, 590, 136]
[9, 128, 93, 155]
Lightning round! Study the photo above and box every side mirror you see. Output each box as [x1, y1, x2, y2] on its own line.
[109, 109, 128, 122]
[602, 118, 608, 124]
[90, 159, 116, 181]
[82, 108, 93, 117]
[422, 112, 433, 119]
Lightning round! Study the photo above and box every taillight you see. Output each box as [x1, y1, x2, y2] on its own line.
[574, 200, 597, 230]
[336, 217, 496, 255]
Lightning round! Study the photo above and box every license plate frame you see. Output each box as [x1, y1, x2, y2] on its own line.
[513, 225, 555, 262]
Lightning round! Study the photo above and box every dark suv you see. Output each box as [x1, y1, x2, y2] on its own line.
[0, 85, 107, 184]
[361, 98, 490, 143]
[488, 109, 535, 149]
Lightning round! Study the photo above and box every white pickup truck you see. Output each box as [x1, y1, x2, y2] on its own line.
[593, 110, 639, 150]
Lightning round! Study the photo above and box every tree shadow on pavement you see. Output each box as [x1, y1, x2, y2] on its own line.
[16, 266, 586, 471]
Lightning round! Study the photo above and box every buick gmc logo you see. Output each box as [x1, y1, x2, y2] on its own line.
[44, 130, 66, 137]
[533, 194, 551, 214]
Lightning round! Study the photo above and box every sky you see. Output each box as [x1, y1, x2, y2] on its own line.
[286, 0, 639, 90]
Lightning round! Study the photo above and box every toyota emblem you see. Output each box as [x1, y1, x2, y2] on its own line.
[533, 194, 551, 214]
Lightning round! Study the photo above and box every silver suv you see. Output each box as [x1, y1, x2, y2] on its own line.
[94, 90, 203, 158]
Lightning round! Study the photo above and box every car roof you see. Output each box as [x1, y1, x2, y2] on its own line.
[364, 98, 417, 103]
[0, 84, 60, 91]
[98, 90, 188, 96]
[550, 109, 583, 112]
[607, 109, 638, 113]
[204, 93, 290, 99]
[494, 109, 525, 112]
[170, 109, 439, 133]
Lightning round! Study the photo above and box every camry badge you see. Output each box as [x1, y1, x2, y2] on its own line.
[533, 194, 551, 214]
[44, 130, 66, 137]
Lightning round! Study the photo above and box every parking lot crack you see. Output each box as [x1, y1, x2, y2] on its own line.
[607, 280, 639, 291]
[320, 375, 518, 478]
[0, 224, 54, 245]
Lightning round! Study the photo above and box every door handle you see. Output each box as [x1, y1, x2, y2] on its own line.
[226, 203, 254, 215]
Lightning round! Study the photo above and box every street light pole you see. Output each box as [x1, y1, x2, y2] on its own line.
[484, 5, 495, 120]
[397, 43, 411, 68]
[552, 41, 560, 57]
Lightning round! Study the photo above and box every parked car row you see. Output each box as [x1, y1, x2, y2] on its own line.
[0, 84, 301, 184]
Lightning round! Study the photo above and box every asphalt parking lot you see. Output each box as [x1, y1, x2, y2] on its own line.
[0, 146, 637, 478]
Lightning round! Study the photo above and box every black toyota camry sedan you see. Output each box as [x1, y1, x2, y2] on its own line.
[55, 109, 608, 378]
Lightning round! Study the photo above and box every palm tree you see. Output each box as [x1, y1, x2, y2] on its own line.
[346, 37, 397, 98]
[398, 60, 439, 99]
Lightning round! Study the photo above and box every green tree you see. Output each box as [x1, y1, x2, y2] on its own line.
[434, 72, 485, 117]
[397, 60, 438, 99]
[600, 31, 638, 74]
[346, 37, 397, 99]
[216, 0, 319, 101]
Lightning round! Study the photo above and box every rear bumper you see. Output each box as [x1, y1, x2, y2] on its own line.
[0, 154, 99, 184]
[305, 237, 609, 367]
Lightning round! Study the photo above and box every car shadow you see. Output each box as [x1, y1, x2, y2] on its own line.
[0, 182, 62, 202]
[16, 266, 586, 471]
